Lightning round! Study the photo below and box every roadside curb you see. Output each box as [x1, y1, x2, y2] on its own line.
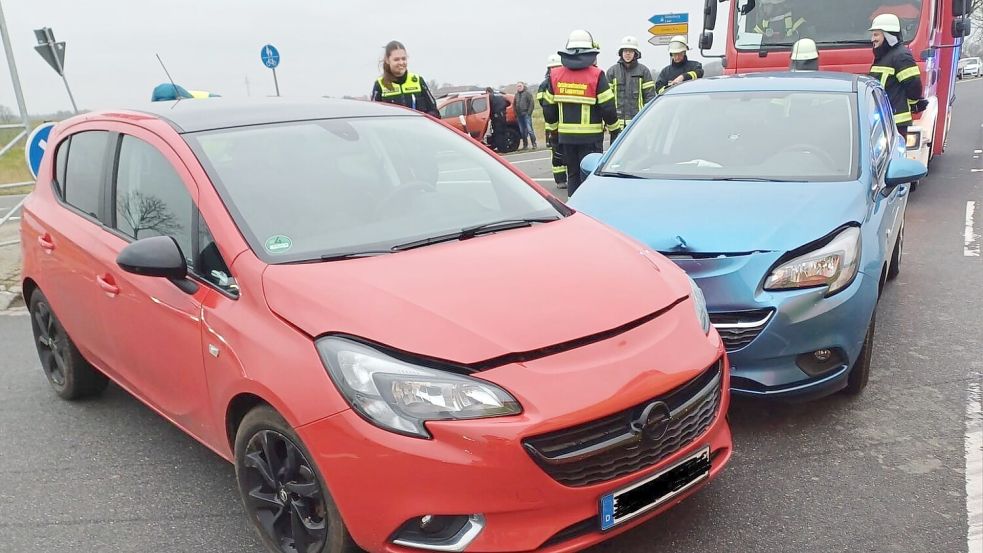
[0, 284, 23, 311]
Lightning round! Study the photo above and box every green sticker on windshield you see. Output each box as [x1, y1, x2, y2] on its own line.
[265, 235, 293, 253]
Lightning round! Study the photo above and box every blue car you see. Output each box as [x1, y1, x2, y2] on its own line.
[570, 72, 926, 400]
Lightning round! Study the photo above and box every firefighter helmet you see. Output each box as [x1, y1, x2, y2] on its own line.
[668, 35, 689, 54]
[546, 53, 561, 67]
[869, 13, 901, 33]
[565, 29, 600, 52]
[790, 38, 818, 60]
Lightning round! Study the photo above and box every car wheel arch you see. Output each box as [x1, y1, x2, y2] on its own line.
[21, 278, 39, 306]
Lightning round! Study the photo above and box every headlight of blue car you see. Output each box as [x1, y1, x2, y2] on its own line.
[687, 275, 711, 334]
[764, 226, 861, 296]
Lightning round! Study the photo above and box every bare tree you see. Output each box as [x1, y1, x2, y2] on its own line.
[0, 104, 14, 123]
[118, 191, 181, 239]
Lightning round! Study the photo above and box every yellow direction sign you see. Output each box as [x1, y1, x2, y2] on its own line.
[649, 23, 689, 36]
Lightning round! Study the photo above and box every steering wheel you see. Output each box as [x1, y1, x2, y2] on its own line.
[373, 180, 437, 219]
[772, 143, 837, 169]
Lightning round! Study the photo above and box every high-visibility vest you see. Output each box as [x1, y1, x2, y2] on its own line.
[376, 73, 424, 97]
[547, 66, 616, 135]
[754, 14, 806, 37]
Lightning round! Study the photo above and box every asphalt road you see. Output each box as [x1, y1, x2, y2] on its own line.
[1, 79, 981, 553]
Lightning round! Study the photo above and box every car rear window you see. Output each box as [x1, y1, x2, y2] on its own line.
[62, 131, 111, 219]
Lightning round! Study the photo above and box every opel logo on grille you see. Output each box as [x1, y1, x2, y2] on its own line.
[630, 401, 672, 442]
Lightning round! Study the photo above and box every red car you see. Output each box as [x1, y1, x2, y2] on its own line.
[20, 98, 732, 553]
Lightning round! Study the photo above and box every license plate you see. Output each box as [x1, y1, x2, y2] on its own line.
[599, 446, 711, 531]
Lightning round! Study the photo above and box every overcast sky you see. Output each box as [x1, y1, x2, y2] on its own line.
[0, 0, 726, 115]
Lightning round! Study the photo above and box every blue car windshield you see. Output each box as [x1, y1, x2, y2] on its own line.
[601, 91, 857, 182]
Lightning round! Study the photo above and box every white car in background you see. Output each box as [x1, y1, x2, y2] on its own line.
[958, 57, 981, 79]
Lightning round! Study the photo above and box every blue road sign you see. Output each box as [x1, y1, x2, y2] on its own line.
[261, 44, 280, 69]
[25, 122, 56, 180]
[649, 13, 689, 25]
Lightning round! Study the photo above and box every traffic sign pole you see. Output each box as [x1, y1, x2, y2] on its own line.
[272, 67, 280, 96]
[0, 1, 31, 137]
[261, 44, 281, 97]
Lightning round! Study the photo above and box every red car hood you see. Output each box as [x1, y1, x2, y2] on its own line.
[262, 214, 689, 365]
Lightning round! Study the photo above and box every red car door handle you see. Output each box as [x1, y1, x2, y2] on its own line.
[37, 234, 55, 251]
[96, 274, 120, 296]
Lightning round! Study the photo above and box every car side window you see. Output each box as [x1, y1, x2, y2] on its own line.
[196, 212, 238, 296]
[868, 93, 888, 174]
[53, 137, 69, 198]
[469, 97, 487, 114]
[113, 135, 194, 265]
[63, 131, 111, 219]
[441, 101, 464, 119]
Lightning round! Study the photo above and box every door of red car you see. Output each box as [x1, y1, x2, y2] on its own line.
[439, 99, 467, 132]
[466, 95, 491, 139]
[93, 127, 213, 430]
[33, 129, 120, 372]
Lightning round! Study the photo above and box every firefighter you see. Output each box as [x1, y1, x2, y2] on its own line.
[606, 36, 656, 140]
[655, 36, 705, 95]
[789, 38, 819, 71]
[370, 40, 439, 117]
[538, 54, 567, 189]
[541, 30, 620, 196]
[753, 0, 807, 42]
[869, 13, 928, 138]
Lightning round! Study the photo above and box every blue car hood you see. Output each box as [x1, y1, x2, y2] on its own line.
[570, 177, 868, 254]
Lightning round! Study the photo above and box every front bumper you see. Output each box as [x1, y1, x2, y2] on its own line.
[297, 357, 732, 552]
[715, 273, 877, 400]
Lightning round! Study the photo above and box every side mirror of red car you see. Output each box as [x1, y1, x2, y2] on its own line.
[117, 235, 198, 294]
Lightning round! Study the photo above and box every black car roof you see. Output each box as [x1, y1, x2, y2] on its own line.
[130, 97, 417, 133]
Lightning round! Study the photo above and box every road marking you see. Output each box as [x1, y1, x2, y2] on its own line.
[973, 169, 983, 173]
[967, 202, 981, 257]
[509, 156, 550, 165]
[975, 150, 982, 154]
[967, 379, 983, 553]
[531, 178, 556, 182]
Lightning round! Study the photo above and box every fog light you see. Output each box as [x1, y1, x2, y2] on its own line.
[393, 514, 485, 551]
[813, 349, 833, 362]
[795, 348, 846, 377]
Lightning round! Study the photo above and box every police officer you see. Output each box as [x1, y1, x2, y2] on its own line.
[541, 30, 620, 196]
[370, 40, 439, 117]
[538, 54, 567, 189]
[789, 38, 819, 71]
[655, 36, 705, 95]
[869, 14, 928, 137]
[606, 36, 656, 135]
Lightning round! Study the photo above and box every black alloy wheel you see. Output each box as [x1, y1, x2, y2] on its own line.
[29, 290, 108, 400]
[235, 407, 358, 553]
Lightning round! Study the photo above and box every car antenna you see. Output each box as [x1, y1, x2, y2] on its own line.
[155, 53, 182, 108]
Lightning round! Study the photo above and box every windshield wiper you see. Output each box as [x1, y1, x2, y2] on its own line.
[816, 40, 872, 46]
[707, 177, 806, 182]
[319, 250, 393, 262]
[597, 170, 647, 179]
[392, 217, 560, 252]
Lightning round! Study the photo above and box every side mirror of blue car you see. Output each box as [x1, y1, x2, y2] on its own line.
[581, 152, 603, 177]
[885, 157, 927, 188]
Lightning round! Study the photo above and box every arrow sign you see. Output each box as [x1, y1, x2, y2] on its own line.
[261, 44, 280, 69]
[649, 13, 689, 25]
[25, 122, 57, 180]
[649, 36, 674, 46]
[33, 28, 66, 76]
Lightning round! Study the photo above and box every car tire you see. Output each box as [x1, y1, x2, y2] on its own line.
[28, 290, 109, 400]
[502, 127, 521, 153]
[843, 313, 875, 396]
[887, 223, 903, 280]
[234, 405, 360, 553]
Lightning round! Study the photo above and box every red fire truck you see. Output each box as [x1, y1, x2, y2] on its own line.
[698, 0, 974, 167]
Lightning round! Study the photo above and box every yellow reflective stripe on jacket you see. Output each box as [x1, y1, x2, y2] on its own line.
[558, 123, 605, 133]
[610, 78, 619, 108]
[897, 65, 920, 82]
[606, 119, 625, 131]
[596, 88, 615, 104]
[687, 71, 698, 80]
[541, 90, 556, 104]
[553, 94, 595, 105]
[544, 121, 558, 131]
[657, 85, 668, 95]
[870, 65, 895, 87]
[788, 17, 805, 33]
[641, 80, 655, 90]
[536, 91, 544, 101]
[894, 111, 912, 124]
[552, 165, 567, 174]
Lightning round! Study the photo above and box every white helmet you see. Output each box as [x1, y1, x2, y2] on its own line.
[546, 53, 562, 67]
[620, 36, 640, 52]
[565, 29, 599, 52]
[869, 13, 901, 33]
[668, 35, 689, 54]
[790, 38, 819, 60]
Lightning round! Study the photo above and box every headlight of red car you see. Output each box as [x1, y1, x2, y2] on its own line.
[317, 336, 522, 438]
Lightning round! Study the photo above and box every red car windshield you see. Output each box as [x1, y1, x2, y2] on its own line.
[733, 0, 923, 49]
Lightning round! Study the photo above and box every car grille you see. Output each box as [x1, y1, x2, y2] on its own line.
[710, 309, 774, 352]
[522, 360, 722, 487]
